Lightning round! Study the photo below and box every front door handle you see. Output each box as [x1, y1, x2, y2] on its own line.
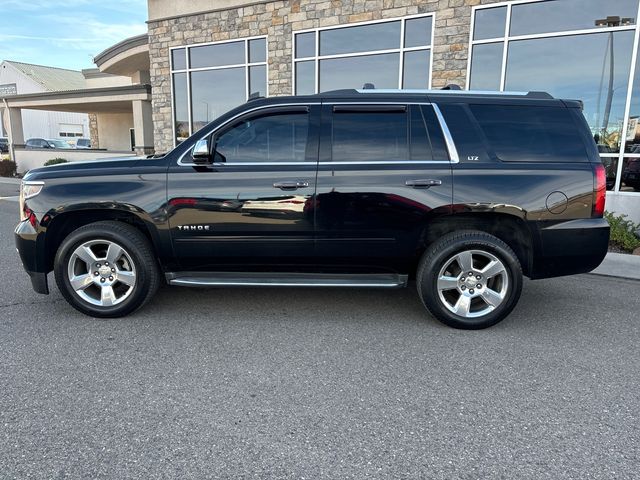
[273, 180, 310, 190]
[405, 179, 443, 188]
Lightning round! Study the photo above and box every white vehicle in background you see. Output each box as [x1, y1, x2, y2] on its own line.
[75, 138, 92, 149]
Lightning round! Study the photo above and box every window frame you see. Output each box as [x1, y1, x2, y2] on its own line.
[169, 35, 269, 148]
[292, 13, 436, 95]
[467, 0, 640, 194]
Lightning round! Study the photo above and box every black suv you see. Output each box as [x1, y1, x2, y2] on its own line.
[0, 137, 8, 153]
[15, 89, 609, 329]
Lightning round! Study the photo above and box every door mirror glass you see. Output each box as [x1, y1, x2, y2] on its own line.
[191, 138, 212, 164]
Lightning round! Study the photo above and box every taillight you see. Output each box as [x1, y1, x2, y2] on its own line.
[593, 163, 606, 218]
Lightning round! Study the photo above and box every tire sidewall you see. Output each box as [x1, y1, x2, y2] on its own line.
[420, 236, 522, 329]
[55, 225, 151, 317]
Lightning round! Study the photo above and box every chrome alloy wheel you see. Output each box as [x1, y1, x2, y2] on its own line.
[436, 249, 509, 318]
[67, 239, 137, 307]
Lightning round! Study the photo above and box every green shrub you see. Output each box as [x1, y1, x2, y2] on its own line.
[0, 159, 16, 177]
[605, 211, 640, 252]
[44, 158, 68, 166]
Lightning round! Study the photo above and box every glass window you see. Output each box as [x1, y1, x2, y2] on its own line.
[319, 21, 401, 56]
[331, 110, 408, 162]
[214, 112, 310, 163]
[172, 73, 189, 144]
[295, 32, 315, 58]
[505, 31, 635, 152]
[410, 105, 432, 160]
[295, 61, 315, 95]
[421, 105, 449, 160]
[470, 104, 589, 162]
[624, 42, 640, 152]
[603, 157, 620, 190]
[469, 43, 503, 90]
[320, 53, 400, 92]
[189, 41, 245, 69]
[403, 50, 430, 89]
[190, 68, 246, 133]
[248, 38, 266, 63]
[249, 65, 267, 97]
[510, 0, 638, 37]
[473, 6, 507, 41]
[171, 48, 186, 70]
[621, 157, 640, 191]
[404, 16, 432, 48]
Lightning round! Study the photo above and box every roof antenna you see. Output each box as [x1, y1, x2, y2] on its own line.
[362, 83, 376, 90]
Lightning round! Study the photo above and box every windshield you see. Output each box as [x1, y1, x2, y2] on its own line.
[47, 140, 72, 148]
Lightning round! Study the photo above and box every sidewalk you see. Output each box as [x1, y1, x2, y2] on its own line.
[591, 252, 640, 281]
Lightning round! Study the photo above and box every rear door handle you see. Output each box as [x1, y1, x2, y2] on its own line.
[273, 180, 310, 190]
[405, 179, 443, 188]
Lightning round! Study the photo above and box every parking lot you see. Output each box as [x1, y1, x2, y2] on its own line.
[0, 197, 638, 479]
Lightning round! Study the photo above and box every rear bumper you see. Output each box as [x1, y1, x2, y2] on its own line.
[15, 219, 49, 294]
[530, 218, 610, 279]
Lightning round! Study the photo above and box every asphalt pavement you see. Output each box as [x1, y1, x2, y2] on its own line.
[0, 199, 638, 479]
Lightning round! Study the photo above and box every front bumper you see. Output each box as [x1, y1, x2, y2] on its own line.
[15, 219, 49, 294]
[530, 217, 610, 279]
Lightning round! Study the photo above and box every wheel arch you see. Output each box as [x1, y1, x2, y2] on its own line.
[42, 206, 162, 273]
[420, 213, 534, 277]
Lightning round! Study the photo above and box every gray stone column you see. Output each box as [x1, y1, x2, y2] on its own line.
[3, 106, 24, 161]
[132, 100, 155, 156]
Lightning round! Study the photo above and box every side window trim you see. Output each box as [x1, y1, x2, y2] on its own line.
[431, 103, 460, 163]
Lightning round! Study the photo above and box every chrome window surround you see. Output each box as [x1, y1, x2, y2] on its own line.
[466, 0, 640, 195]
[169, 35, 269, 148]
[177, 101, 460, 166]
[291, 13, 436, 94]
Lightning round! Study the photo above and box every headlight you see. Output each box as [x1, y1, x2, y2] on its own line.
[22, 181, 44, 200]
[19, 181, 44, 223]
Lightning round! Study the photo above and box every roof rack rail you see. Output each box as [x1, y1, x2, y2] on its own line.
[352, 88, 554, 99]
[247, 92, 265, 102]
[441, 84, 462, 90]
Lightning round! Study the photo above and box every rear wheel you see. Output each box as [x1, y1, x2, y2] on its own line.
[417, 231, 523, 329]
[54, 221, 160, 318]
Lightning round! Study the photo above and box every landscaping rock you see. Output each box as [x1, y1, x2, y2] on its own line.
[634, 247, 640, 256]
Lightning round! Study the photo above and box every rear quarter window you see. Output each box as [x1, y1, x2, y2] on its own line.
[469, 104, 588, 162]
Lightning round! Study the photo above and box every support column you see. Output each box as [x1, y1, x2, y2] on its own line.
[132, 100, 154, 156]
[3, 106, 24, 162]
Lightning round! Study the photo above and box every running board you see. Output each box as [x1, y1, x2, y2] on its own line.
[165, 272, 408, 288]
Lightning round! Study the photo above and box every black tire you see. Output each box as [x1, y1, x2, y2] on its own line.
[54, 221, 160, 318]
[417, 230, 523, 330]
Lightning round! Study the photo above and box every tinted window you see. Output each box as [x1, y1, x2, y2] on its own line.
[214, 111, 310, 163]
[470, 104, 588, 162]
[421, 106, 449, 160]
[319, 53, 399, 91]
[473, 6, 507, 40]
[331, 109, 408, 162]
[404, 17, 432, 48]
[190, 68, 246, 132]
[469, 43, 503, 90]
[319, 21, 401, 56]
[189, 41, 245, 69]
[403, 50, 430, 89]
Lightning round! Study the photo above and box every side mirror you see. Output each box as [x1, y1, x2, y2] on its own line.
[191, 138, 212, 164]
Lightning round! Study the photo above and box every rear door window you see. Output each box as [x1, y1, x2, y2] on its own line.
[331, 106, 408, 162]
[469, 104, 588, 162]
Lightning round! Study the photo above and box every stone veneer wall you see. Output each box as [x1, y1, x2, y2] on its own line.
[88, 113, 99, 149]
[148, 0, 502, 153]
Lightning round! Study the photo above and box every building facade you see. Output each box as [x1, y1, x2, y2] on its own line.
[147, 0, 640, 220]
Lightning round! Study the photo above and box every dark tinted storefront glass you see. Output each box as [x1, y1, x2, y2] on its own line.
[249, 65, 267, 97]
[510, 0, 639, 36]
[295, 61, 315, 95]
[473, 6, 507, 40]
[190, 67, 246, 132]
[319, 53, 399, 91]
[189, 41, 245, 69]
[469, 42, 503, 90]
[404, 16, 432, 47]
[319, 21, 401, 56]
[603, 157, 620, 190]
[171, 48, 186, 70]
[624, 46, 640, 152]
[295, 32, 316, 58]
[331, 111, 408, 162]
[621, 157, 640, 191]
[172, 73, 189, 144]
[505, 31, 634, 152]
[403, 50, 430, 88]
[470, 104, 588, 162]
[248, 38, 266, 63]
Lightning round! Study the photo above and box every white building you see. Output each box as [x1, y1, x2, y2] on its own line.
[0, 61, 89, 141]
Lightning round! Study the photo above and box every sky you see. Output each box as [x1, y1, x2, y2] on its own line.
[0, 0, 148, 71]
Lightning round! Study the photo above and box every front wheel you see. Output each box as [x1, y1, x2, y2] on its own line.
[417, 231, 523, 329]
[54, 221, 160, 318]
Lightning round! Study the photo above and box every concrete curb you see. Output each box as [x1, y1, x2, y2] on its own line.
[590, 252, 640, 281]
